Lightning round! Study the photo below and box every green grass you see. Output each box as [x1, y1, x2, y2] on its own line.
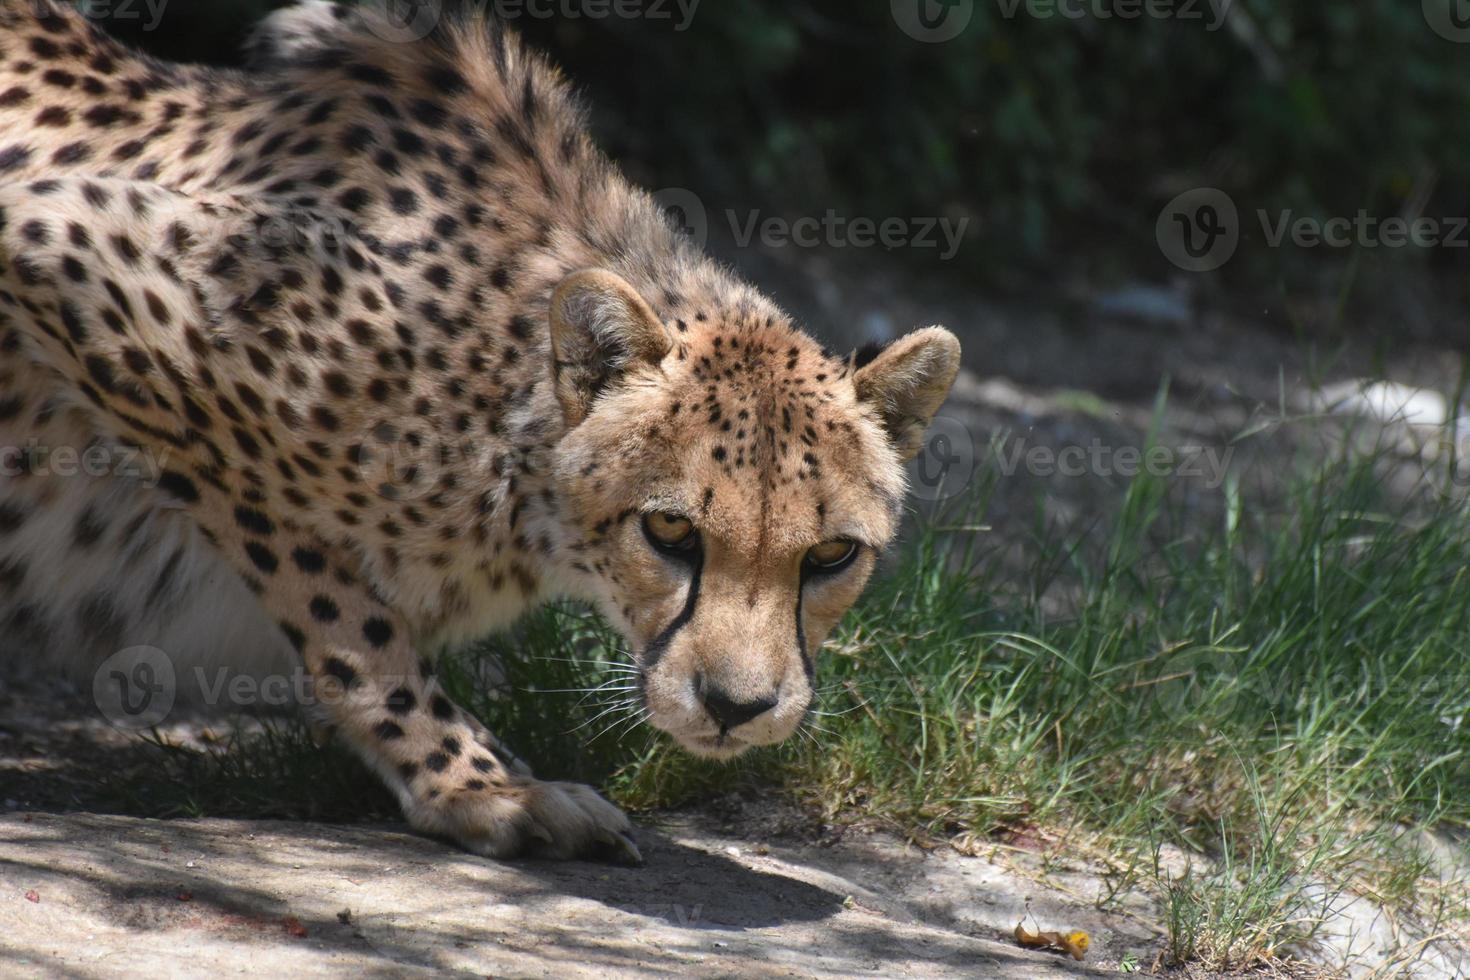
[120, 408, 1470, 971]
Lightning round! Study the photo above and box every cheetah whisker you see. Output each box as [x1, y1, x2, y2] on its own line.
[589, 707, 650, 745]
[567, 698, 642, 736]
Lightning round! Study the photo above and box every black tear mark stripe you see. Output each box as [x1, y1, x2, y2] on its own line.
[641, 551, 704, 671]
[794, 585, 812, 681]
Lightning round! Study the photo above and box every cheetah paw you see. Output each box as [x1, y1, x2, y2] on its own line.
[408, 778, 642, 864]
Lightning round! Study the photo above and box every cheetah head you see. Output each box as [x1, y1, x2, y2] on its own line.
[549, 270, 960, 758]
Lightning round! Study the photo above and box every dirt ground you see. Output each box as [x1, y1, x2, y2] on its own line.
[3, 243, 1468, 977]
[0, 808, 1158, 979]
[0, 678, 1154, 977]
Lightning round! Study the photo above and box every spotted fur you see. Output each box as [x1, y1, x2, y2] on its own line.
[0, 1, 960, 860]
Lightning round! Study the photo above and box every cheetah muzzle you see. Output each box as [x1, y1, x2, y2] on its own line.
[0, 0, 961, 862]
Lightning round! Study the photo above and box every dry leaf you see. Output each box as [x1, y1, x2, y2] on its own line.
[1014, 921, 1090, 961]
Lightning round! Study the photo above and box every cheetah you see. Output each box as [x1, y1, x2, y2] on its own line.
[0, 1, 960, 860]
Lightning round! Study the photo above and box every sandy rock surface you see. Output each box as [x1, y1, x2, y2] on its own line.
[0, 811, 1129, 978]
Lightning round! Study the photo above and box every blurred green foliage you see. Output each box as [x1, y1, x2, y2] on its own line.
[93, 1, 1470, 272]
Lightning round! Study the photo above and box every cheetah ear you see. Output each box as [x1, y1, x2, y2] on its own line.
[852, 327, 962, 461]
[548, 269, 673, 427]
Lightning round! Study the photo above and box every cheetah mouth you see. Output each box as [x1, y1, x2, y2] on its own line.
[680, 731, 750, 759]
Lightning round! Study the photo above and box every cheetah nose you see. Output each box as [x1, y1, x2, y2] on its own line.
[701, 687, 778, 731]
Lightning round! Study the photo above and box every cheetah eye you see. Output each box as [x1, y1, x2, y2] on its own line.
[804, 539, 859, 573]
[643, 512, 697, 553]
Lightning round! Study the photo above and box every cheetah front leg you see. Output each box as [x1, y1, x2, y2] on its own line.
[251, 533, 640, 862]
